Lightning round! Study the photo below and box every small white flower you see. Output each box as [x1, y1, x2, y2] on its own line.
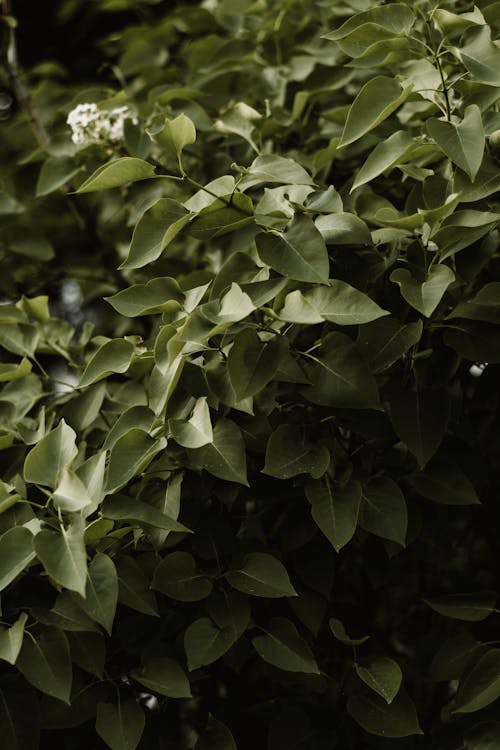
[66, 102, 138, 146]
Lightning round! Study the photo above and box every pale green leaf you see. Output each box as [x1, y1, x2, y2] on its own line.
[427, 105, 484, 181]
[34, 517, 88, 597]
[76, 157, 156, 193]
[79, 339, 135, 388]
[339, 77, 413, 147]
[0, 527, 35, 592]
[0, 613, 28, 665]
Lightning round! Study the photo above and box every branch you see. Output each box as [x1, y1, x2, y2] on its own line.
[1, 0, 49, 146]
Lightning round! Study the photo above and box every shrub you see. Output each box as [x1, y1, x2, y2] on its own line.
[1, 0, 500, 747]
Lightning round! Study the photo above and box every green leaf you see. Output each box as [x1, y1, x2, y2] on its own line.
[302, 332, 379, 409]
[454, 649, 500, 713]
[120, 198, 192, 270]
[279, 282, 388, 326]
[101, 495, 189, 532]
[228, 329, 287, 400]
[169, 396, 213, 448]
[355, 657, 402, 704]
[339, 77, 413, 147]
[444, 321, 500, 363]
[36, 156, 81, 196]
[0, 612, 28, 664]
[152, 551, 212, 601]
[359, 477, 407, 546]
[456, 26, 500, 86]
[76, 157, 156, 193]
[52, 467, 92, 514]
[116, 557, 159, 616]
[106, 276, 184, 316]
[347, 689, 422, 737]
[432, 210, 500, 261]
[0, 682, 40, 750]
[225, 552, 297, 598]
[207, 591, 251, 639]
[96, 700, 145, 750]
[263, 424, 330, 479]
[0, 322, 39, 357]
[409, 458, 480, 505]
[74, 553, 118, 634]
[17, 627, 72, 703]
[34, 517, 88, 597]
[315, 213, 371, 245]
[255, 215, 329, 284]
[306, 479, 361, 552]
[448, 282, 500, 323]
[195, 716, 237, 750]
[133, 656, 191, 697]
[464, 721, 500, 749]
[323, 5, 415, 41]
[190, 418, 248, 486]
[390, 265, 455, 317]
[24, 419, 77, 489]
[429, 633, 479, 683]
[351, 131, 414, 191]
[79, 339, 135, 388]
[237, 154, 314, 190]
[0, 357, 32, 382]
[425, 591, 496, 622]
[105, 429, 167, 492]
[68, 631, 106, 678]
[188, 193, 253, 240]
[388, 385, 449, 468]
[214, 100, 261, 151]
[329, 618, 370, 646]
[0, 526, 35, 592]
[427, 105, 484, 181]
[184, 617, 235, 671]
[252, 617, 320, 674]
[148, 113, 196, 173]
[357, 318, 423, 373]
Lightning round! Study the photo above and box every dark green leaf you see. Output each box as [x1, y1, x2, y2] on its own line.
[184, 617, 235, 671]
[302, 332, 379, 408]
[263, 424, 330, 479]
[306, 479, 361, 552]
[359, 477, 407, 545]
[454, 649, 500, 714]
[252, 617, 319, 674]
[355, 657, 402, 704]
[425, 591, 496, 622]
[195, 716, 237, 750]
[225, 552, 297, 598]
[152, 551, 212, 601]
[133, 656, 191, 697]
[347, 689, 422, 737]
[255, 216, 329, 284]
[96, 700, 145, 750]
[17, 627, 72, 703]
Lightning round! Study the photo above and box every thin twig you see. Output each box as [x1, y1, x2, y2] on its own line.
[1, 0, 49, 146]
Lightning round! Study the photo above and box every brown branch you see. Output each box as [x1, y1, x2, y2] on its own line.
[1, 0, 49, 146]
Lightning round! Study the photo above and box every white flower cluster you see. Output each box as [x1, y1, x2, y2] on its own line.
[66, 102, 138, 146]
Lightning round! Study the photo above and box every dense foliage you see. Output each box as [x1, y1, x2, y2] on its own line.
[2, 0, 500, 747]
